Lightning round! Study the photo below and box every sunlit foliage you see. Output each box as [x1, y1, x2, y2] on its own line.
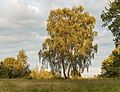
[30, 66, 53, 79]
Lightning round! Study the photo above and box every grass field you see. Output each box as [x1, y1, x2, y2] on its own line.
[0, 78, 120, 92]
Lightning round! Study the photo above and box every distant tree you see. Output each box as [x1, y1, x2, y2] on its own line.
[101, 45, 120, 78]
[0, 49, 30, 78]
[40, 6, 97, 79]
[101, 0, 120, 47]
[17, 49, 30, 77]
[17, 49, 28, 65]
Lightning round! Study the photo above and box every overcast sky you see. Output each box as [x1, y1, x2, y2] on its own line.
[0, 0, 115, 77]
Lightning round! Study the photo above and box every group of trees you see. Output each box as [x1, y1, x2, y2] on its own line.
[0, 50, 30, 78]
[0, 0, 119, 79]
[39, 6, 98, 79]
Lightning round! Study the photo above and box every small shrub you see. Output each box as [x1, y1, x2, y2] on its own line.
[30, 68, 53, 79]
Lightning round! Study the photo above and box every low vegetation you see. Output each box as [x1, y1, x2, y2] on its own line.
[0, 78, 120, 92]
[30, 67, 53, 80]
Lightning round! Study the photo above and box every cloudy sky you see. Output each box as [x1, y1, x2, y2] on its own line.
[0, 0, 115, 77]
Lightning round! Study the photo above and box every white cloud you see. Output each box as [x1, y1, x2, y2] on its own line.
[28, 5, 40, 14]
[0, 0, 41, 29]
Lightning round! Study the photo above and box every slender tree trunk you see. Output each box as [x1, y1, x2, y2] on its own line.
[73, 61, 77, 77]
[73, 62, 76, 76]
[62, 60, 67, 79]
[67, 63, 71, 78]
[49, 58, 55, 75]
[78, 65, 81, 77]
[50, 62, 55, 75]
[78, 72, 81, 77]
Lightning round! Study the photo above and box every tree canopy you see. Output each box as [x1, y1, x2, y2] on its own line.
[39, 6, 97, 79]
[101, 0, 120, 47]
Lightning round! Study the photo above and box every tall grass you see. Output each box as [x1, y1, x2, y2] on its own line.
[0, 78, 120, 92]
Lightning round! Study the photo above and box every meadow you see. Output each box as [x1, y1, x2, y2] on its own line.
[0, 78, 120, 92]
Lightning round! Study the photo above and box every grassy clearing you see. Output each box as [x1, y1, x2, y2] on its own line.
[0, 78, 120, 92]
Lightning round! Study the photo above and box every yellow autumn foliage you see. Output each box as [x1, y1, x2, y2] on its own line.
[101, 45, 120, 77]
[30, 68, 53, 79]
